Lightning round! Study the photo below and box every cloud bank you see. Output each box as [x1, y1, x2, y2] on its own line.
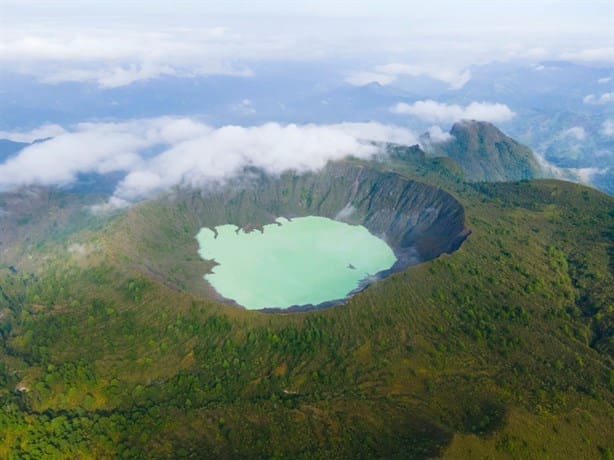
[583, 92, 614, 105]
[0, 118, 418, 204]
[424, 126, 453, 143]
[563, 126, 587, 141]
[0, 28, 256, 87]
[2, 1, 612, 88]
[346, 63, 471, 89]
[0, 124, 67, 143]
[345, 72, 397, 87]
[391, 100, 515, 123]
[601, 119, 614, 137]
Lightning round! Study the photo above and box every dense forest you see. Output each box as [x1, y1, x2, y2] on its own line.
[0, 154, 612, 458]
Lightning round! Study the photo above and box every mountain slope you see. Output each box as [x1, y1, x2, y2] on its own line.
[0, 154, 612, 458]
[426, 120, 544, 182]
[0, 139, 29, 163]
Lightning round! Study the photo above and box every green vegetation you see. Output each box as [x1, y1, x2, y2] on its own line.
[428, 121, 543, 182]
[0, 160, 612, 458]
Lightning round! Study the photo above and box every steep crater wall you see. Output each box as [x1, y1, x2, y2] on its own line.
[117, 162, 468, 309]
[184, 163, 467, 273]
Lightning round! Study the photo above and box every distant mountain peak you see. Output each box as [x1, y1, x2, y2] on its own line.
[425, 120, 543, 182]
[0, 139, 31, 163]
[449, 119, 520, 145]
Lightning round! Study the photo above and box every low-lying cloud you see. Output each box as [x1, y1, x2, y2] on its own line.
[560, 47, 614, 63]
[583, 92, 614, 105]
[346, 63, 471, 89]
[0, 124, 67, 143]
[601, 119, 614, 137]
[345, 72, 397, 87]
[391, 100, 515, 123]
[424, 126, 453, 144]
[0, 118, 419, 204]
[563, 126, 587, 141]
[2, 0, 613, 88]
[0, 27, 259, 87]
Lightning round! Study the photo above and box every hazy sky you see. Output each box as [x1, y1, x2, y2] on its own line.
[1, 1, 612, 87]
[3, 0, 612, 25]
[0, 1, 611, 199]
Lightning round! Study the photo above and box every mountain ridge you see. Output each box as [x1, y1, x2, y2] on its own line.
[0, 128, 611, 458]
[423, 120, 544, 182]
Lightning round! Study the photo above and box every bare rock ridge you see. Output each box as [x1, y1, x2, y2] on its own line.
[425, 120, 543, 182]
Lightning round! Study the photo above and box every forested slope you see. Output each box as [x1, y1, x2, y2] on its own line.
[0, 159, 611, 458]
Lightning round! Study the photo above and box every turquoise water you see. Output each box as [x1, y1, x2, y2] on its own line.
[196, 216, 396, 310]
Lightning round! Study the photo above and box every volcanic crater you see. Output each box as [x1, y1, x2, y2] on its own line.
[120, 162, 469, 311]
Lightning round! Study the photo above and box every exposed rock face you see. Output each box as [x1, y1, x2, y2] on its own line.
[175, 162, 468, 274]
[427, 120, 543, 182]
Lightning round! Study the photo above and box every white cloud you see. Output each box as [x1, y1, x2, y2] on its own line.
[346, 63, 471, 89]
[0, 117, 213, 188]
[376, 63, 471, 89]
[344, 72, 397, 86]
[573, 167, 602, 184]
[1, 1, 613, 90]
[0, 124, 67, 142]
[417, 125, 453, 151]
[232, 99, 256, 116]
[560, 47, 614, 63]
[601, 119, 614, 137]
[332, 122, 418, 146]
[0, 118, 418, 202]
[425, 126, 452, 143]
[563, 126, 586, 141]
[0, 131, 143, 187]
[391, 100, 515, 123]
[55, 64, 178, 88]
[533, 149, 609, 187]
[0, 28, 258, 87]
[583, 92, 614, 105]
[1, 1, 613, 88]
[114, 122, 417, 201]
[598, 77, 612, 84]
[510, 47, 550, 59]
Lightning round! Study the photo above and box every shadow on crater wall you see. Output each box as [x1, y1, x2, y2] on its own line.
[179, 163, 469, 307]
[121, 161, 469, 311]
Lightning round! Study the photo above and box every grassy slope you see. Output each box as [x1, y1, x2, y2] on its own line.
[0, 166, 612, 458]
